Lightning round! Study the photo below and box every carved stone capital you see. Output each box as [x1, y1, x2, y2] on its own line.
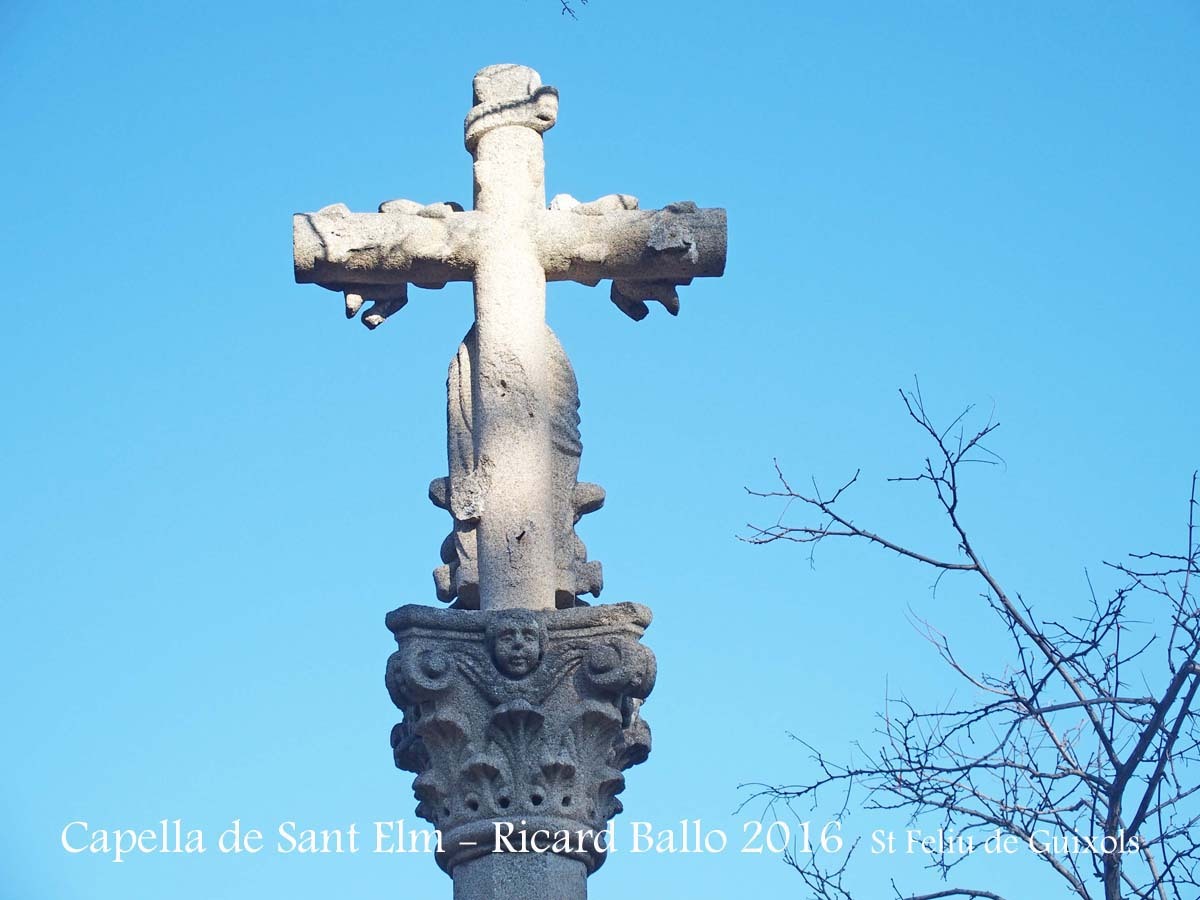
[385, 603, 655, 875]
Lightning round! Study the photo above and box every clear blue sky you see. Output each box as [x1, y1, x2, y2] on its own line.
[2, 2, 1197, 898]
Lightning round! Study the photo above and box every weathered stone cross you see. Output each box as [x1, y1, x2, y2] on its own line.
[294, 64, 725, 615]
[294, 64, 726, 898]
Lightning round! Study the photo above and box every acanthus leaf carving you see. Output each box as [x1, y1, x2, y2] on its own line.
[384, 604, 654, 875]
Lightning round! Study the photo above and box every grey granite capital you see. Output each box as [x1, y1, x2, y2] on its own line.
[386, 602, 654, 895]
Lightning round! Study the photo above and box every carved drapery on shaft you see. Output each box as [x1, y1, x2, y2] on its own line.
[430, 324, 605, 609]
[386, 603, 655, 876]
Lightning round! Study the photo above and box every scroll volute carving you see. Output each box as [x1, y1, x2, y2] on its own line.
[385, 604, 654, 875]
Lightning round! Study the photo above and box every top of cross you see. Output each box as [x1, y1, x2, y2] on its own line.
[465, 64, 559, 150]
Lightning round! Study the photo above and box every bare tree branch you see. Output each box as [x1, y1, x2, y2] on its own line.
[744, 388, 1200, 900]
[558, 0, 588, 19]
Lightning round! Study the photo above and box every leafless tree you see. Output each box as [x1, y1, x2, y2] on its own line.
[743, 385, 1200, 900]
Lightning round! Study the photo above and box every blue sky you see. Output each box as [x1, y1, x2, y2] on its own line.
[2, 2, 1197, 898]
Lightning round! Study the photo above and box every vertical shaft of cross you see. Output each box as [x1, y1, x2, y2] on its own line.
[466, 65, 559, 612]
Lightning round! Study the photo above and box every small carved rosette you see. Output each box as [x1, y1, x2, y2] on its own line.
[385, 603, 655, 875]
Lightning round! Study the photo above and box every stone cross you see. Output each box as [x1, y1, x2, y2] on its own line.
[294, 64, 725, 613]
[293, 64, 725, 899]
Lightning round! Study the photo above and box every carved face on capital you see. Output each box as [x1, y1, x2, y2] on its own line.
[486, 612, 546, 679]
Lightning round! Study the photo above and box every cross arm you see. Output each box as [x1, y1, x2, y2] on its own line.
[293, 199, 480, 326]
[293, 195, 727, 326]
[538, 201, 726, 283]
[536, 198, 726, 320]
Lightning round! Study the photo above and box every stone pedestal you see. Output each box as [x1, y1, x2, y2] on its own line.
[385, 603, 655, 897]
